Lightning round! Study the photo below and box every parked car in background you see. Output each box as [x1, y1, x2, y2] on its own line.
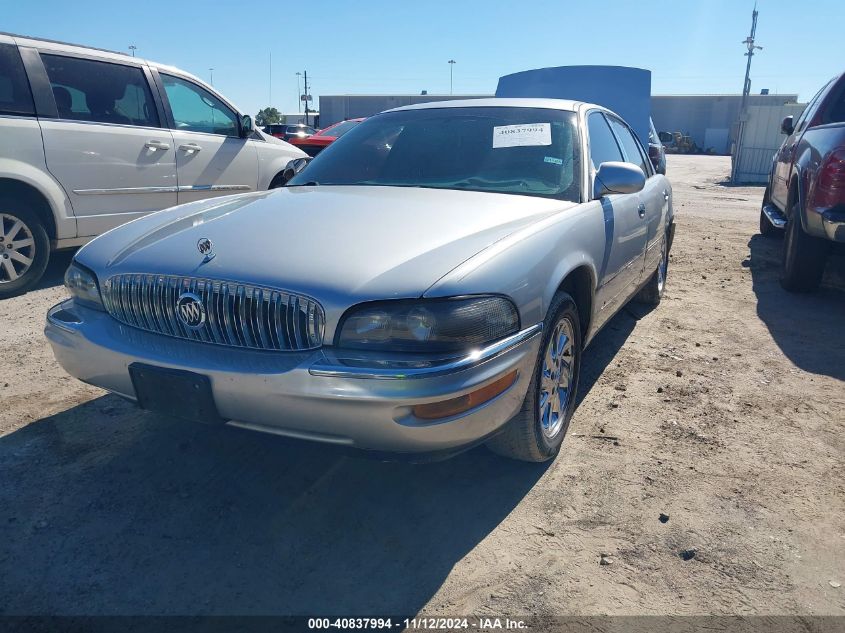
[760, 70, 845, 291]
[288, 118, 365, 156]
[0, 32, 306, 298]
[263, 123, 317, 142]
[46, 98, 673, 463]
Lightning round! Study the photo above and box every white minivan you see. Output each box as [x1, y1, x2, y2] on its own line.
[0, 32, 307, 297]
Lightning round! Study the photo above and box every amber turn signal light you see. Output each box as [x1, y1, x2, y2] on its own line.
[412, 370, 518, 420]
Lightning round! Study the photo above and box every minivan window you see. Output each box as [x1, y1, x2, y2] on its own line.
[0, 43, 35, 116]
[161, 74, 238, 137]
[41, 54, 159, 127]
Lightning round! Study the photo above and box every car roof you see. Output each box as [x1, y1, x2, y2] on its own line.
[386, 97, 584, 114]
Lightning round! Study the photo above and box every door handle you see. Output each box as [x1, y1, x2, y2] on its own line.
[145, 140, 171, 151]
[638, 203, 646, 218]
[662, 190, 670, 201]
[179, 143, 202, 154]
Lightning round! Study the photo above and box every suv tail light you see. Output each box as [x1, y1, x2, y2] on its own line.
[815, 147, 845, 208]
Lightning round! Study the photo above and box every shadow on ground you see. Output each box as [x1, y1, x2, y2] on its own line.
[36, 249, 75, 291]
[746, 234, 845, 381]
[0, 295, 642, 616]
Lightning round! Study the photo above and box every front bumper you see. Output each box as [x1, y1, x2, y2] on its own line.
[45, 300, 542, 454]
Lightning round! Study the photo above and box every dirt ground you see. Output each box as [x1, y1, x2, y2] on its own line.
[0, 155, 843, 618]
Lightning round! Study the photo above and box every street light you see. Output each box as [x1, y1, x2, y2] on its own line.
[209, 68, 214, 86]
[128, 45, 137, 57]
[296, 72, 302, 113]
[448, 59, 456, 95]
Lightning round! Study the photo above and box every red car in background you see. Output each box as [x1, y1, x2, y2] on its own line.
[289, 118, 365, 156]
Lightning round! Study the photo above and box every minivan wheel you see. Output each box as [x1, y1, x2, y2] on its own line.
[486, 292, 582, 462]
[780, 202, 828, 292]
[0, 208, 50, 299]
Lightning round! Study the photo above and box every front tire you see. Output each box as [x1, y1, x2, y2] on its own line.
[0, 207, 50, 299]
[486, 292, 582, 462]
[780, 201, 828, 292]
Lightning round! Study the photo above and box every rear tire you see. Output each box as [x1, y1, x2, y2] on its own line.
[486, 292, 582, 462]
[0, 206, 50, 299]
[780, 201, 828, 292]
[635, 229, 669, 306]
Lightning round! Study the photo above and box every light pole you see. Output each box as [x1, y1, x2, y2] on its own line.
[448, 59, 456, 95]
[128, 45, 137, 57]
[209, 68, 214, 86]
[296, 72, 302, 113]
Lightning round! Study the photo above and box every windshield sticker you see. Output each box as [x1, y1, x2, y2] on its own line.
[492, 123, 552, 148]
[544, 156, 563, 165]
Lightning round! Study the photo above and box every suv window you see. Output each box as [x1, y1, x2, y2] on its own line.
[161, 74, 238, 137]
[607, 116, 651, 177]
[0, 43, 35, 116]
[41, 54, 159, 127]
[587, 112, 624, 169]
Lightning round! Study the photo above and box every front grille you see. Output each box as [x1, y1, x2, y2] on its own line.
[101, 274, 325, 351]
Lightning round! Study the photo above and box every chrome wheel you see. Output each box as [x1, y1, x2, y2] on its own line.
[656, 234, 668, 294]
[539, 316, 575, 439]
[0, 213, 36, 284]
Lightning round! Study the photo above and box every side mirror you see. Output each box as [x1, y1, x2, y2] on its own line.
[240, 115, 254, 138]
[593, 162, 646, 198]
[780, 115, 794, 135]
[282, 157, 311, 184]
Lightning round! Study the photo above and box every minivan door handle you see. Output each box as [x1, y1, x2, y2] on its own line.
[179, 143, 202, 154]
[144, 140, 171, 151]
[638, 203, 647, 218]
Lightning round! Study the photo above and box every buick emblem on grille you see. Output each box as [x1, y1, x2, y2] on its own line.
[197, 238, 214, 261]
[176, 292, 206, 329]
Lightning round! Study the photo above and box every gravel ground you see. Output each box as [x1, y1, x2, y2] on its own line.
[0, 155, 843, 617]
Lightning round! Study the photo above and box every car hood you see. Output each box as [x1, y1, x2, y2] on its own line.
[77, 186, 574, 326]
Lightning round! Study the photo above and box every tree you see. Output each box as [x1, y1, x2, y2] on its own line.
[255, 107, 282, 127]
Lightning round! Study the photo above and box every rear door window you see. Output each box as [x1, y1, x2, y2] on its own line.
[587, 112, 624, 169]
[41, 54, 159, 127]
[607, 116, 651, 176]
[0, 43, 35, 116]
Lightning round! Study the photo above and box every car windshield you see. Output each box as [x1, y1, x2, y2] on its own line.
[288, 106, 581, 201]
[320, 119, 361, 138]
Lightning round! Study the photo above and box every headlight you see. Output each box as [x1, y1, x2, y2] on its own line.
[64, 262, 104, 310]
[337, 296, 519, 353]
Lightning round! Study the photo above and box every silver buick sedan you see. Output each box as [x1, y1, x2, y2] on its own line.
[45, 98, 673, 462]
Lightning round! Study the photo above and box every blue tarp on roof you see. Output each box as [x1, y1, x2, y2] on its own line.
[495, 66, 652, 147]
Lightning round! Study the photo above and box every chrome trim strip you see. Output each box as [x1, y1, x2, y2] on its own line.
[309, 324, 543, 380]
[177, 185, 251, 192]
[73, 186, 178, 195]
[73, 185, 250, 195]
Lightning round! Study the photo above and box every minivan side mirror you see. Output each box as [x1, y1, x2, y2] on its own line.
[240, 114, 254, 138]
[282, 157, 311, 184]
[780, 115, 794, 135]
[593, 162, 646, 198]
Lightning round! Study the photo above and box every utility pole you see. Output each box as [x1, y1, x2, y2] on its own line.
[448, 59, 456, 95]
[128, 45, 137, 57]
[209, 68, 214, 86]
[733, 4, 763, 183]
[303, 70, 310, 126]
[269, 52, 272, 107]
[740, 4, 762, 113]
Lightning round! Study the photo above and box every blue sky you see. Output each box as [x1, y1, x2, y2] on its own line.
[4, 0, 841, 117]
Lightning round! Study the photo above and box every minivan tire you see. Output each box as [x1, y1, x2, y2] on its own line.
[0, 206, 50, 299]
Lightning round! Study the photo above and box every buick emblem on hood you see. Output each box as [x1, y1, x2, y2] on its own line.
[176, 292, 206, 329]
[197, 237, 215, 261]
